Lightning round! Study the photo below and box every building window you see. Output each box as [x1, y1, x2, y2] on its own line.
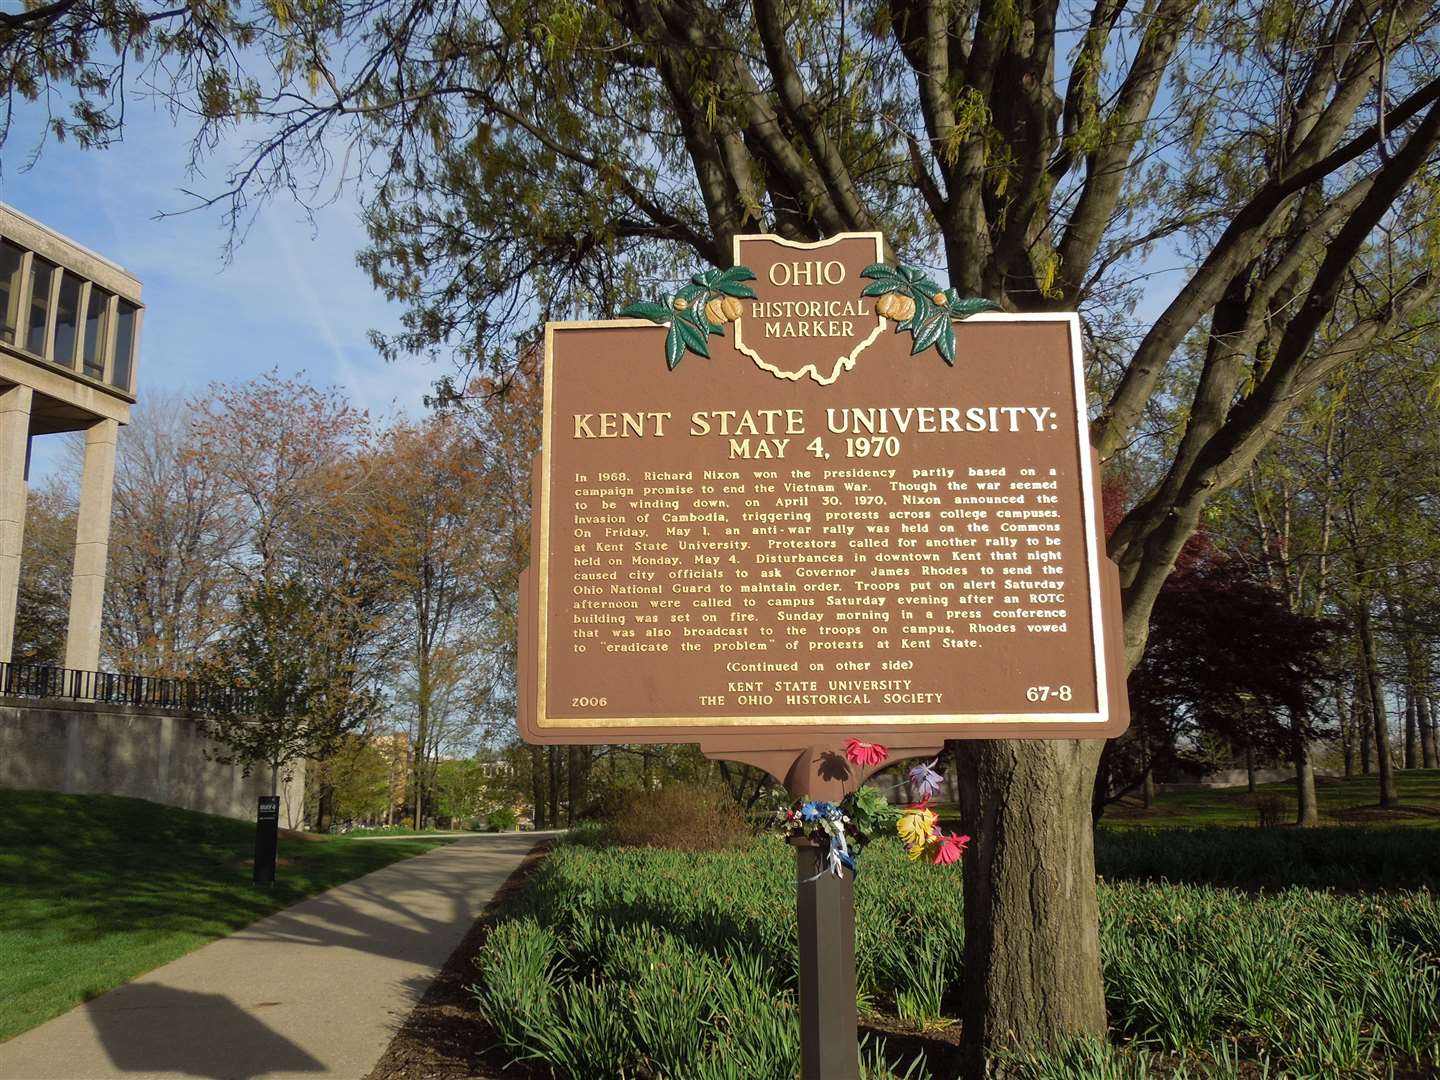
[83, 286, 110, 380]
[111, 300, 138, 391]
[53, 272, 81, 368]
[25, 258, 54, 356]
[0, 240, 23, 345]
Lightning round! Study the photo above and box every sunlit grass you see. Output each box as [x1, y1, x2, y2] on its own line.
[0, 790, 453, 1042]
[1102, 769, 1440, 829]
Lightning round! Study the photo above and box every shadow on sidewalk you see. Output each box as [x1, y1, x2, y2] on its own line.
[230, 837, 537, 968]
[87, 984, 325, 1078]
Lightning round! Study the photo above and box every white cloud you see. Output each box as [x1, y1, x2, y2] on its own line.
[2, 102, 436, 479]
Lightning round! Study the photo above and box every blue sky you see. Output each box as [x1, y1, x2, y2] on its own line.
[1, 101, 436, 481]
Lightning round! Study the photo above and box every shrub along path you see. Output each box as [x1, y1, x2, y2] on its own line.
[0, 822, 546, 1080]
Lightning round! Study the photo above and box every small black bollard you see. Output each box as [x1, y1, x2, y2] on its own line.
[795, 842, 860, 1080]
[253, 795, 280, 887]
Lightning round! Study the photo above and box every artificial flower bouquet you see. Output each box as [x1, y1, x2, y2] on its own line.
[776, 739, 970, 878]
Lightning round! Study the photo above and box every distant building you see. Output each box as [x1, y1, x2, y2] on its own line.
[371, 731, 412, 822]
[0, 204, 141, 671]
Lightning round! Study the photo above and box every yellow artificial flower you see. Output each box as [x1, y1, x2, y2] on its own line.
[896, 807, 938, 852]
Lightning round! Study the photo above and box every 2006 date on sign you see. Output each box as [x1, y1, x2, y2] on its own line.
[572, 696, 608, 708]
[1026, 685, 1073, 702]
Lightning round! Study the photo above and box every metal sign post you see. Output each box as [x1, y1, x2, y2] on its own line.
[253, 794, 279, 887]
[752, 741, 937, 1080]
[795, 839, 858, 1079]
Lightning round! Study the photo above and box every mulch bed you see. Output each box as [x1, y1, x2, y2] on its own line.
[364, 841, 553, 1080]
[859, 1015, 962, 1074]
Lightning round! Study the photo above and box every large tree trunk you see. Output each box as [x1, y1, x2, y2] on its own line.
[1357, 607, 1397, 807]
[1357, 678, 1373, 775]
[566, 745, 588, 825]
[1139, 727, 1155, 807]
[1420, 692, 1438, 770]
[1291, 709, 1318, 827]
[1404, 687, 1418, 770]
[413, 658, 430, 827]
[315, 780, 335, 834]
[530, 745, 547, 830]
[1336, 684, 1354, 778]
[952, 739, 1106, 1077]
[547, 747, 561, 826]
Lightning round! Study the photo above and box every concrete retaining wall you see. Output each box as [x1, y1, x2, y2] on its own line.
[0, 700, 305, 823]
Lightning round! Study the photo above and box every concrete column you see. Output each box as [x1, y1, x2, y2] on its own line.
[63, 417, 118, 672]
[0, 384, 33, 665]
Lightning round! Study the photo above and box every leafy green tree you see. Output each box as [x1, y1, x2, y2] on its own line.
[485, 805, 518, 831]
[308, 735, 394, 824]
[198, 578, 375, 794]
[432, 758, 491, 823]
[365, 415, 490, 828]
[1236, 333, 1440, 806]
[10, 0, 1440, 1067]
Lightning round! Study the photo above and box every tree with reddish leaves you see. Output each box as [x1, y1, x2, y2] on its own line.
[1102, 543, 1339, 821]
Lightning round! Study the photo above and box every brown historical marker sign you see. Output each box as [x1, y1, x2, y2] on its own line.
[518, 232, 1128, 748]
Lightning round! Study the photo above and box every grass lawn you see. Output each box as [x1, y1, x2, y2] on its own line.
[0, 790, 454, 1043]
[339, 825, 468, 838]
[924, 769, 1440, 830]
[1101, 768, 1440, 828]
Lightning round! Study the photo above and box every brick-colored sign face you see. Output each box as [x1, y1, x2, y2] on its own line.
[519, 234, 1127, 744]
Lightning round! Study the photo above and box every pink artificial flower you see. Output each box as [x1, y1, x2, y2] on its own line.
[930, 832, 970, 866]
[845, 738, 889, 767]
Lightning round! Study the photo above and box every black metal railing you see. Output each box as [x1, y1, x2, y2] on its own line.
[0, 662, 253, 715]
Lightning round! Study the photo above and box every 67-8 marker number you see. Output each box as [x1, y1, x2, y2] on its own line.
[1026, 685, 1073, 703]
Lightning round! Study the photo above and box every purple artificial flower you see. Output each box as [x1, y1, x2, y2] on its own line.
[907, 758, 944, 800]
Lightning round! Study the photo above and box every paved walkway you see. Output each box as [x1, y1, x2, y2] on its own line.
[0, 832, 548, 1080]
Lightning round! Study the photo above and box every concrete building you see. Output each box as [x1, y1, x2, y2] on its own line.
[0, 203, 141, 671]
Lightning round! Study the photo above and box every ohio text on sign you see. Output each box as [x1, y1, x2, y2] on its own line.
[518, 234, 1128, 744]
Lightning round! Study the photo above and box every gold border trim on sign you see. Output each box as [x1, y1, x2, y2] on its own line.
[535, 311, 1112, 732]
[731, 232, 887, 386]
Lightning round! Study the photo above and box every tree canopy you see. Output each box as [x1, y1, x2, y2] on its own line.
[8, 0, 1439, 660]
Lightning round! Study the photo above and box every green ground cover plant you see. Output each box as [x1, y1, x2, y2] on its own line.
[471, 826, 1439, 1079]
[0, 790, 454, 1042]
[1095, 825, 1440, 890]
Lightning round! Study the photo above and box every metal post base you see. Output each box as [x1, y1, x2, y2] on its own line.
[796, 843, 859, 1080]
